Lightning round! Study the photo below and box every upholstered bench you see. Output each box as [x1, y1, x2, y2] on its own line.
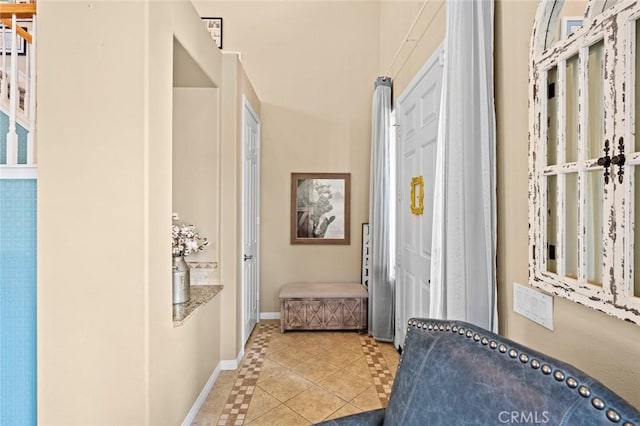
[279, 282, 368, 333]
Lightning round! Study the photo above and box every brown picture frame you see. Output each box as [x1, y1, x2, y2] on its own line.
[291, 172, 351, 245]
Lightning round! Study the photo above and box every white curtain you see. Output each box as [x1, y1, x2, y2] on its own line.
[430, 0, 498, 332]
[369, 77, 394, 341]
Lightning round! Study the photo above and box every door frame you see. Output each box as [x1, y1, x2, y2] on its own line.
[241, 95, 261, 346]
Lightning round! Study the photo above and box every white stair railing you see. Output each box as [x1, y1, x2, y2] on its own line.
[26, 17, 35, 164]
[0, 1, 36, 176]
[6, 13, 19, 166]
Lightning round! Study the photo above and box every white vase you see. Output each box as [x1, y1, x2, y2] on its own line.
[172, 256, 190, 304]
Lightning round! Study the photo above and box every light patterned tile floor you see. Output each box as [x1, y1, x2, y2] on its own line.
[192, 321, 400, 426]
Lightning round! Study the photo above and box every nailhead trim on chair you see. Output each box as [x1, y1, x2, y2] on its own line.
[404, 320, 635, 425]
[579, 385, 591, 398]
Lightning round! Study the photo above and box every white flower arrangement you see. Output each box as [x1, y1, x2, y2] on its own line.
[172, 213, 209, 257]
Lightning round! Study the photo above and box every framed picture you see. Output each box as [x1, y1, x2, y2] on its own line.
[361, 223, 370, 288]
[561, 17, 583, 39]
[1, 27, 27, 55]
[291, 172, 351, 245]
[201, 17, 223, 49]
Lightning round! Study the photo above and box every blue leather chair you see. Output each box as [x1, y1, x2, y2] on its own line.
[318, 319, 640, 425]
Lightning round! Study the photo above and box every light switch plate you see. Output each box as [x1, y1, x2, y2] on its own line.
[513, 282, 554, 331]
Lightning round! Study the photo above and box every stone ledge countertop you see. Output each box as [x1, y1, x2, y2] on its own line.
[173, 285, 223, 326]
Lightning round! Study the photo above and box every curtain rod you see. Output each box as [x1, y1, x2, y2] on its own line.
[392, 1, 445, 79]
[384, 0, 431, 77]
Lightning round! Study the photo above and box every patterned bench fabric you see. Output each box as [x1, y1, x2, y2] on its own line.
[279, 283, 368, 332]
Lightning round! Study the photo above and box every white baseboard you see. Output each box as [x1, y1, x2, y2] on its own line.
[219, 359, 237, 370]
[181, 362, 222, 426]
[260, 312, 280, 320]
[181, 345, 246, 424]
[220, 347, 245, 370]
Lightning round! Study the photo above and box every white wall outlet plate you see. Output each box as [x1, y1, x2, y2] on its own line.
[513, 282, 554, 331]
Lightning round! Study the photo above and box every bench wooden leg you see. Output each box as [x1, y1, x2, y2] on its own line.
[279, 300, 285, 333]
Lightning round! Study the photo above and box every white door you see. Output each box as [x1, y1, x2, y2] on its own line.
[242, 97, 260, 345]
[394, 46, 443, 348]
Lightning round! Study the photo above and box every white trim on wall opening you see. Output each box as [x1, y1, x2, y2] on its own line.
[0, 166, 36, 179]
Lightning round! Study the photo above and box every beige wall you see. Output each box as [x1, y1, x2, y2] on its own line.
[37, 2, 148, 422]
[172, 87, 219, 263]
[194, 1, 380, 313]
[38, 0, 224, 424]
[148, 1, 224, 423]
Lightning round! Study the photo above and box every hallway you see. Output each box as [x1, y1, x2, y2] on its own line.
[193, 321, 400, 425]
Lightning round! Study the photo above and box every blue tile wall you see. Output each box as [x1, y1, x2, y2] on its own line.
[0, 111, 29, 164]
[0, 179, 36, 426]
